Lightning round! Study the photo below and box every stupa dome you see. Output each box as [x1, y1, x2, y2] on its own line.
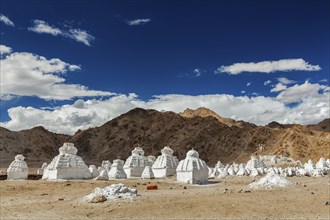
[59, 142, 78, 155]
[186, 149, 199, 158]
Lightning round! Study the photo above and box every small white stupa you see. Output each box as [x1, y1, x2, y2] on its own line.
[141, 166, 155, 179]
[94, 169, 109, 180]
[246, 156, 267, 176]
[147, 155, 156, 166]
[37, 162, 48, 175]
[42, 143, 92, 180]
[152, 146, 179, 178]
[176, 149, 209, 184]
[89, 165, 100, 178]
[123, 147, 148, 178]
[108, 159, 127, 179]
[101, 160, 112, 172]
[7, 154, 28, 180]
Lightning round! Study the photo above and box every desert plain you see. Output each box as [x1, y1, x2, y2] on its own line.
[1, 172, 329, 219]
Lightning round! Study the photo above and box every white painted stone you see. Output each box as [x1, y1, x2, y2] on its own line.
[152, 146, 179, 178]
[141, 166, 154, 179]
[176, 149, 209, 184]
[108, 159, 127, 179]
[84, 183, 137, 202]
[249, 173, 292, 189]
[42, 143, 92, 180]
[123, 147, 148, 178]
[7, 154, 28, 180]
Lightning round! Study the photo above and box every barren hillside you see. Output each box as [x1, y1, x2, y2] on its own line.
[0, 108, 329, 167]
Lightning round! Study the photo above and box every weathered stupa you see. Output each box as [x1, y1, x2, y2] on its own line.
[123, 147, 148, 178]
[176, 149, 209, 184]
[42, 143, 92, 180]
[37, 162, 48, 175]
[108, 159, 127, 179]
[7, 154, 28, 180]
[152, 146, 179, 178]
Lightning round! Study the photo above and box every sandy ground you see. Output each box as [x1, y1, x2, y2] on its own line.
[0, 175, 329, 219]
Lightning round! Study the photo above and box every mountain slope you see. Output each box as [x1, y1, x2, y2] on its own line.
[1, 108, 329, 168]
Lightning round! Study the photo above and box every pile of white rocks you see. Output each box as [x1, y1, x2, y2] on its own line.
[249, 173, 292, 189]
[84, 183, 137, 202]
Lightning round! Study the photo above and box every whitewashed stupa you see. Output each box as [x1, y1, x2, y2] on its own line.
[7, 154, 29, 180]
[152, 146, 179, 178]
[176, 149, 209, 184]
[141, 166, 155, 179]
[108, 159, 127, 179]
[89, 165, 100, 178]
[37, 162, 47, 175]
[123, 147, 149, 178]
[42, 143, 92, 180]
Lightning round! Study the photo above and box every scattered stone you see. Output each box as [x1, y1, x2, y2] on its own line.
[58, 197, 65, 201]
[183, 186, 187, 189]
[90, 194, 107, 203]
[147, 185, 158, 190]
[326, 201, 330, 205]
[84, 183, 137, 202]
[249, 173, 292, 189]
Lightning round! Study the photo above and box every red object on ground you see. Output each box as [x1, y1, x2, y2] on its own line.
[147, 185, 158, 190]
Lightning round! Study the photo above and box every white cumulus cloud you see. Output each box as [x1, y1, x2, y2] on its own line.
[217, 59, 321, 75]
[1, 82, 329, 134]
[127, 18, 151, 26]
[28, 20, 62, 36]
[0, 45, 12, 54]
[28, 20, 95, 46]
[0, 47, 113, 100]
[277, 77, 296, 85]
[0, 14, 14, 26]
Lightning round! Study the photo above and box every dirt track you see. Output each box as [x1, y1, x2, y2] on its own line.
[1, 176, 329, 219]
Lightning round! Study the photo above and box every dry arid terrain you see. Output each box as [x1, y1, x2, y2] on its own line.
[0, 175, 329, 219]
[1, 107, 329, 168]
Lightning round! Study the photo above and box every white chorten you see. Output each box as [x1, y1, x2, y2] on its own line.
[89, 165, 100, 178]
[101, 160, 112, 172]
[176, 149, 209, 184]
[94, 169, 109, 180]
[152, 146, 179, 178]
[108, 159, 127, 179]
[141, 166, 155, 179]
[37, 162, 47, 175]
[7, 154, 28, 180]
[42, 143, 92, 180]
[246, 156, 267, 176]
[147, 155, 156, 166]
[123, 147, 148, 178]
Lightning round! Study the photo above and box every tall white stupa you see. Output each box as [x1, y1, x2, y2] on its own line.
[152, 146, 179, 178]
[123, 147, 149, 178]
[42, 143, 92, 180]
[176, 149, 209, 184]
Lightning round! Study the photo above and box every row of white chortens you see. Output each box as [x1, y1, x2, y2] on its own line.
[6, 143, 330, 184]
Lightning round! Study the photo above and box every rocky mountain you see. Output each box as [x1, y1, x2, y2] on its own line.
[0, 126, 69, 167]
[1, 108, 329, 168]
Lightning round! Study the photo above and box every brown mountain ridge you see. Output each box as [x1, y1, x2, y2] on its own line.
[1, 107, 329, 168]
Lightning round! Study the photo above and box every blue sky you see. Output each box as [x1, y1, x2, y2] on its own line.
[0, 0, 329, 134]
